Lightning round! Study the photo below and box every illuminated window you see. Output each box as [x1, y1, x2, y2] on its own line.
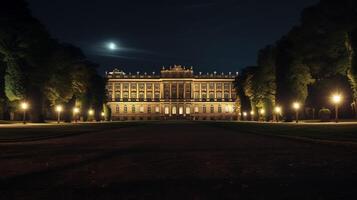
[140, 106, 144, 113]
[165, 107, 170, 115]
[179, 107, 184, 115]
[172, 107, 177, 115]
[186, 107, 191, 115]
[155, 106, 160, 113]
[225, 105, 230, 113]
[194, 107, 199, 113]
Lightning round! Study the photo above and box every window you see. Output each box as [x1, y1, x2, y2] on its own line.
[124, 105, 128, 113]
[139, 83, 145, 90]
[147, 92, 153, 100]
[210, 105, 214, 113]
[131, 83, 137, 90]
[139, 92, 145, 100]
[155, 106, 160, 113]
[194, 92, 199, 100]
[140, 106, 144, 113]
[146, 83, 153, 90]
[201, 84, 207, 90]
[202, 93, 207, 100]
[203, 106, 207, 113]
[172, 107, 177, 115]
[115, 105, 120, 113]
[179, 107, 184, 115]
[186, 107, 191, 115]
[114, 83, 121, 90]
[131, 92, 137, 99]
[194, 84, 200, 91]
[123, 83, 129, 90]
[148, 106, 152, 113]
[209, 83, 215, 90]
[209, 92, 215, 101]
[154, 83, 160, 90]
[132, 105, 136, 113]
[216, 83, 222, 90]
[194, 107, 199, 113]
[218, 105, 222, 113]
[165, 107, 170, 115]
[115, 92, 120, 100]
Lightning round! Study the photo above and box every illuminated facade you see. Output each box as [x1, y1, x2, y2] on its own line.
[106, 65, 240, 120]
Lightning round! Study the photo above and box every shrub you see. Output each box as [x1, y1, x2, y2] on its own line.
[319, 108, 331, 122]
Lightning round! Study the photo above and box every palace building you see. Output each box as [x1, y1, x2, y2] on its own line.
[106, 65, 240, 121]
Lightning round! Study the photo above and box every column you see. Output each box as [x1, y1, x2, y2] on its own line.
[144, 82, 147, 101]
[169, 82, 172, 99]
[120, 82, 123, 102]
[214, 82, 217, 101]
[229, 82, 232, 100]
[112, 82, 115, 101]
[199, 82, 202, 100]
[129, 82, 131, 102]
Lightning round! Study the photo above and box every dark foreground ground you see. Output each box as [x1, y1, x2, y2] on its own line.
[1, 121, 357, 200]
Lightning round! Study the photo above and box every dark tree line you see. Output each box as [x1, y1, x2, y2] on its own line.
[0, 0, 106, 122]
[237, 0, 357, 120]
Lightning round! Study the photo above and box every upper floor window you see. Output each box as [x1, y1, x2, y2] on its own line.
[132, 105, 136, 113]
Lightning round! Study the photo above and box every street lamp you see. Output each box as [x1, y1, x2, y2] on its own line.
[292, 102, 301, 123]
[88, 109, 94, 121]
[243, 112, 247, 121]
[20, 102, 29, 124]
[259, 109, 265, 122]
[331, 93, 342, 123]
[250, 111, 255, 121]
[73, 107, 80, 123]
[101, 112, 105, 121]
[55, 105, 63, 124]
[275, 106, 282, 122]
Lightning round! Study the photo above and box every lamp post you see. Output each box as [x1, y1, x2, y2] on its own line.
[21, 102, 29, 124]
[88, 109, 94, 122]
[331, 94, 342, 123]
[259, 109, 265, 122]
[55, 105, 63, 124]
[250, 111, 255, 121]
[73, 107, 80, 123]
[275, 106, 282, 122]
[292, 102, 301, 123]
[101, 112, 105, 121]
[243, 112, 247, 121]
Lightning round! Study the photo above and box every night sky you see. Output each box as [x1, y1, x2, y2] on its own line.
[27, 0, 318, 75]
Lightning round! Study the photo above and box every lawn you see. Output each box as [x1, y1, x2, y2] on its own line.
[1, 121, 357, 143]
[0, 122, 149, 142]
[210, 121, 357, 143]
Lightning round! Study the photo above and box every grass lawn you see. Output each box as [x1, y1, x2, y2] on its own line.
[210, 121, 357, 143]
[0, 122, 149, 142]
[1, 121, 357, 143]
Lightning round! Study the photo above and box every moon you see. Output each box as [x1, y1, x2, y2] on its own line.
[107, 42, 118, 50]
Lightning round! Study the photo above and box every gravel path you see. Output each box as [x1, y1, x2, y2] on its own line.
[1, 122, 357, 199]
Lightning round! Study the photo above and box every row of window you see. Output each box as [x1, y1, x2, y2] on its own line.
[114, 105, 235, 114]
[107, 82, 235, 92]
[108, 92, 236, 100]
